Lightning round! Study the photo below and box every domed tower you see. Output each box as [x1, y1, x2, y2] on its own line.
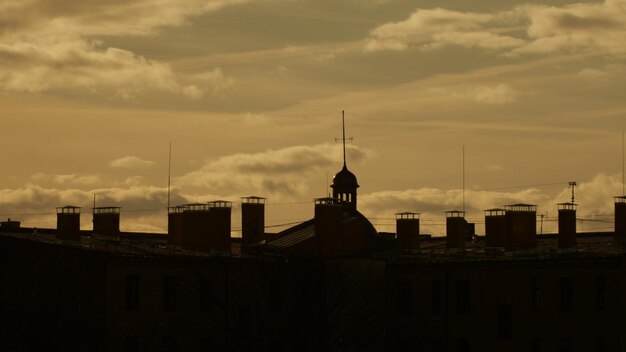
[331, 112, 359, 211]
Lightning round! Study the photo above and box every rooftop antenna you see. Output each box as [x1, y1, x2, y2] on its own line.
[569, 181, 577, 204]
[335, 110, 353, 167]
[167, 142, 172, 209]
[462, 145, 466, 212]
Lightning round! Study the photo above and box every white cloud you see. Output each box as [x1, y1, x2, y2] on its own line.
[109, 156, 155, 168]
[472, 84, 517, 104]
[0, 0, 244, 97]
[366, 0, 626, 56]
[176, 143, 371, 197]
[365, 7, 525, 52]
[31, 173, 102, 186]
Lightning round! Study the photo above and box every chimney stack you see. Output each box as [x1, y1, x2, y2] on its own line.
[446, 210, 467, 250]
[396, 212, 420, 251]
[168, 205, 185, 245]
[314, 197, 343, 253]
[92, 206, 120, 236]
[241, 196, 266, 249]
[171, 201, 232, 252]
[56, 206, 81, 241]
[504, 204, 537, 251]
[484, 209, 506, 248]
[615, 196, 626, 239]
[558, 203, 577, 248]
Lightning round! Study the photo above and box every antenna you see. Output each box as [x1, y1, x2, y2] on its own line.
[167, 142, 172, 209]
[569, 181, 577, 204]
[335, 110, 353, 167]
[462, 145, 465, 212]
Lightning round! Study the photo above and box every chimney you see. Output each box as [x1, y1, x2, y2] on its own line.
[615, 196, 626, 239]
[168, 205, 185, 245]
[177, 201, 232, 252]
[241, 196, 266, 250]
[446, 210, 467, 250]
[314, 197, 343, 253]
[56, 206, 81, 241]
[484, 209, 506, 248]
[396, 212, 420, 251]
[207, 200, 232, 251]
[558, 203, 577, 248]
[504, 204, 537, 250]
[92, 206, 120, 236]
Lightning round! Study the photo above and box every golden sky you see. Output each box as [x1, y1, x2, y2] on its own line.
[0, 0, 625, 235]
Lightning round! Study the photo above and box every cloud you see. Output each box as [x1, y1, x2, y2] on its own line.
[472, 84, 517, 104]
[366, 0, 626, 56]
[359, 173, 623, 235]
[109, 156, 155, 168]
[0, 0, 244, 97]
[365, 7, 525, 52]
[176, 143, 371, 197]
[31, 173, 102, 186]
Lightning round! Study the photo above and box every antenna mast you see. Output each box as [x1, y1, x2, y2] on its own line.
[335, 110, 353, 167]
[569, 181, 577, 204]
[462, 145, 465, 212]
[167, 142, 172, 209]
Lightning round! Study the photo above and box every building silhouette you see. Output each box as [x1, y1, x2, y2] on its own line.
[1, 120, 626, 351]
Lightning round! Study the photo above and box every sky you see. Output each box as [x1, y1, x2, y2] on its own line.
[0, 0, 625, 235]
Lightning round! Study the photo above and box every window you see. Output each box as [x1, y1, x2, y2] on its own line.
[596, 276, 606, 311]
[200, 277, 213, 309]
[456, 339, 469, 352]
[497, 305, 512, 340]
[560, 278, 575, 311]
[163, 277, 177, 311]
[559, 338, 572, 352]
[531, 278, 540, 311]
[126, 275, 140, 310]
[125, 336, 139, 352]
[432, 280, 442, 314]
[531, 337, 541, 352]
[162, 337, 178, 352]
[596, 337, 606, 352]
[269, 280, 282, 311]
[456, 280, 471, 315]
[397, 280, 412, 317]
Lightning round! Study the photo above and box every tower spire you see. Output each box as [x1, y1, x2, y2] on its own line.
[342, 110, 346, 167]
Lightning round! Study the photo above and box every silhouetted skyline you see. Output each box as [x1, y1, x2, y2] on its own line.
[0, 0, 624, 235]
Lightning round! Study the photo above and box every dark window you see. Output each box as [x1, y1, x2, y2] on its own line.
[497, 305, 512, 340]
[200, 277, 213, 309]
[596, 337, 606, 352]
[239, 305, 252, 338]
[456, 280, 470, 314]
[560, 278, 575, 311]
[456, 339, 469, 352]
[531, 338, 541, 352]
[126, 275, 140, 310]
[269, 280, 282, 311]
[162, 337, 178, 352]
[559, 338, 572, 352]
[432, 280, 441, 314]
[531, 278, 540, 311]
[163, 277, 177, 311]
[397, 280, 412, 317]
[597, 276, 606, 311]
[125, 336, 139, 352]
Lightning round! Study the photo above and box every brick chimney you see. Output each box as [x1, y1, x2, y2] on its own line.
[558, 203, 577, 248]
[241, 196, 266, 249]
[446, 210, 467, 250]
[484, 209, 506, 248]
[56, 205, 81, 241]
[396, 212, 420, 251]
[504, 204, 537, 250]
[92, 206, 120, 236]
